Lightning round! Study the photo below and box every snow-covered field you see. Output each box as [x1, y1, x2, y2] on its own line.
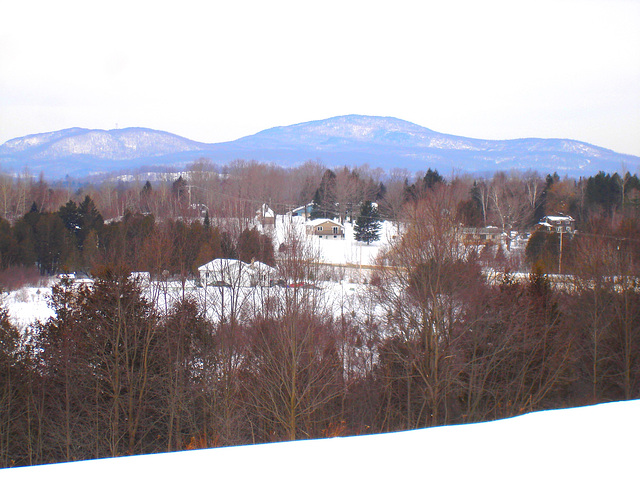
[3, 400, 637, 479]
[273, 216, 396, 266]
[4, 279, 369, 332]
[3, 286, 55, 330]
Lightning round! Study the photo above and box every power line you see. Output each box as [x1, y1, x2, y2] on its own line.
[574, 231, 640, 244]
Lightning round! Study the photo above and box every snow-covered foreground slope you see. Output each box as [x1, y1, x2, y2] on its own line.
[4, 400, 638, 479]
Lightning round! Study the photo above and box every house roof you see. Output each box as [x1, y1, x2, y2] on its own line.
[462, 226, 502, 234]
[198, 258, 246, 272]
[257, 203, 275, 217]
[306, 218, 343, 228]
[543, 215, 574, 222]
[198, 258, 276, 274]
[291, 203, 313, 214]
[249, 260, 277, 273]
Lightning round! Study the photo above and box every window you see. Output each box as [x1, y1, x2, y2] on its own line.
[332, 226, 339, 234]
[317, 226, 323, 231]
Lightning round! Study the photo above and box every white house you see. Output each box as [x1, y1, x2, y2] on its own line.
[538, 215, 576, 234]
[198, 258, 277, 287]
[256, 203, 275, 226]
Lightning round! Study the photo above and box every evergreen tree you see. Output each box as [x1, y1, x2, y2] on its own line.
[0, 297, 28, 467]
[586, 171, 622, 213]
[534, 173, 558, 222]
[377, 181, 387, 201]
[140, 181, 153, 213]
[41, 265, 162, 457]
[457, 181, 484, 227]
[74, 196, 103, 255]
[34, 213, 69, 274]
[172, 176, 188, 201]
[141, 180, 152, 196]
[237, 227, 275, 266]
[310, 169, 337, 219]
[403, 177, 418, 203]
[58, 200, 80, 233]
[354, 201, 381, 245]
[423, 168, 444, 190]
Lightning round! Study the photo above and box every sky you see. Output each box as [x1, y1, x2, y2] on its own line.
[1, 0, 639, 156]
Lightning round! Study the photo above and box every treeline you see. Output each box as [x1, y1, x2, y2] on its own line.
[3, 160, 640, 230]
[1, 180, 639, 468]
[0, 195, 275, 288]
[1, 162, 639, 284]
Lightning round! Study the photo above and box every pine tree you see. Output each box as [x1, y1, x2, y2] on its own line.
[141, 180, 152, 196]
[354, 201, 381, 245]
[140, 181, 153, 213]
[172, 176, 188, 200]
[423, 168, 444, 190]
[309, 169, 337, 219]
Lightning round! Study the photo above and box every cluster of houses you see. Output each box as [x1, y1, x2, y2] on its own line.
[461, 215, 576, 250]
[259, 203, 347, 240]
[283, 201, 576, 247]
[195, 210, 576, 288]
[259, 203, 346, 239]
[62, 202, 577, 288]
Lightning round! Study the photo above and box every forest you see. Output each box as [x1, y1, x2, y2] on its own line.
[1, 159, 639, 467]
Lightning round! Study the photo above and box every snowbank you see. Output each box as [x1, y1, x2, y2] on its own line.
[3, 400, 637, 479]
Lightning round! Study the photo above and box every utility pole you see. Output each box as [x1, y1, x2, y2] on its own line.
[558, 230, 563, 275]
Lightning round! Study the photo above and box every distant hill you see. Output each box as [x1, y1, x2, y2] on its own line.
[1, 115, 638, 179]
[0, 127, 211, 178]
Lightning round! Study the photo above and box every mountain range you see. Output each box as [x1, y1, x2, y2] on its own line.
[1, 115, 638, 179]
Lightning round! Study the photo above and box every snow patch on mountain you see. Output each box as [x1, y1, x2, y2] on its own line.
[1, 128, 210, 168]
[1, 115, 639, 178]
[0, 128, 88, 154]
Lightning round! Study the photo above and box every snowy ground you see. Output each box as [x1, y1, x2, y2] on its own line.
[272, 215, 396, 266]
[4, 278, 368, 331]
[3, 286, 55, 330]
[3, 400, 637, 479]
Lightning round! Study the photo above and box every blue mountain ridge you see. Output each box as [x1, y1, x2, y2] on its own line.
[1, 115, 637, 179]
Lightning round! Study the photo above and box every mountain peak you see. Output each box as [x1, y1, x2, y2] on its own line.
[2, 116, 638, 179]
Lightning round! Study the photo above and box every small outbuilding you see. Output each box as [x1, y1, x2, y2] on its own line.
[461, 227, 504, 245]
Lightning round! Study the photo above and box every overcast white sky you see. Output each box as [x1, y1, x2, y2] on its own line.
[1, 0, 639, 155]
